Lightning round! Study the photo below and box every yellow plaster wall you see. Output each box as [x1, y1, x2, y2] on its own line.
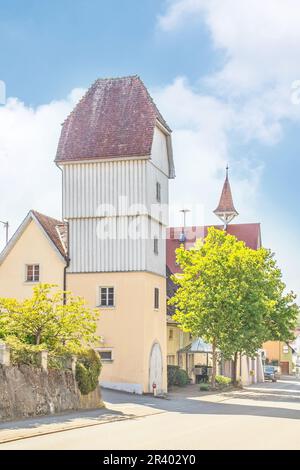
[263, 340, 293, 373]
[0, 220, 65, 299]
[67, 271, 167, 393]
[167, 323, 191, 366]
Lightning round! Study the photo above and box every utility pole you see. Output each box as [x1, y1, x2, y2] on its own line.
[0, 220, 9, 245]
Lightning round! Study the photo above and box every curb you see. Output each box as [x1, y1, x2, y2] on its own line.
[0, 410, 165, 445]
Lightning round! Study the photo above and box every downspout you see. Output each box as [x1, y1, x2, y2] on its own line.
[63, 220, 70, 305]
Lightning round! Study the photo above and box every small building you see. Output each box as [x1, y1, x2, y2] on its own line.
[262, 341, 294, 375]
[0, 210, 67, 298]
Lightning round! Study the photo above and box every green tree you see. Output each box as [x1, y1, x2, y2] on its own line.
[0, 283, 100, 354]
[169, 227, 298, 387]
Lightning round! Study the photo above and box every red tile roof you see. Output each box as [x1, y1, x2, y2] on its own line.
[167, 223, 261, 274]
[55, 75, 171, 163]
[214, 173, 238, 216]
[32, 211, 68, 259]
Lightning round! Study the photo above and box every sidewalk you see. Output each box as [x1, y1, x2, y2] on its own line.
[0, 396, 164, 444]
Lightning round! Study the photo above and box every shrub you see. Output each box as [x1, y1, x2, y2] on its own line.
[215, 375, 231, 386]
[4, 336, 44, 367]
[175, 368, 190, 386]
[75, 349, 102, 395]
[167, 365, 179, 387]
[199, 383, 210, 391]
[167, 365, 189, 387]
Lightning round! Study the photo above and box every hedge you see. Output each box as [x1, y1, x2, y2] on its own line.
[75, 349, 102, 395]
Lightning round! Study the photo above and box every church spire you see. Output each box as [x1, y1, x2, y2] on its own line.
[213, 166, 238, 228]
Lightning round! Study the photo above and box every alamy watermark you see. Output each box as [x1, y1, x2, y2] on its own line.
[94, 200, 205, 241]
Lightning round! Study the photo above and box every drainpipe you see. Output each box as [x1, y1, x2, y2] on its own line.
[63, 220, 70, 305]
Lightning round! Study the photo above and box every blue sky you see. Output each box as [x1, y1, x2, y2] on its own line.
[0, 0, 299, 296]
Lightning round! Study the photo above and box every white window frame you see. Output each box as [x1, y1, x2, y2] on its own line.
[25, 264, 40, 283]
[98, 286, 115, 308]
[96, 347, 114, 362]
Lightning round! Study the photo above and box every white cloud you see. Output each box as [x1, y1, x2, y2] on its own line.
[0, 88, 85, 248]
[152, 78, 263, 227]
[157, 1, 300, 296]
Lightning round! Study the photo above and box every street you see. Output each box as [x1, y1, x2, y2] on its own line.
[1, 377, 300, 450]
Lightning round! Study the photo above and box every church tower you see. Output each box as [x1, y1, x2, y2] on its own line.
[214, 166, 238, 228]
[55, 76, 175, 393]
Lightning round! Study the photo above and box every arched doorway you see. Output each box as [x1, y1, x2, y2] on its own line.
[149, 342, 163, 393]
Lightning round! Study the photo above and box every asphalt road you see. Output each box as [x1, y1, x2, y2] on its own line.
[1, 377, 300, 450]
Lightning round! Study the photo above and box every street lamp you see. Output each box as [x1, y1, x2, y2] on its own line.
[0, 220, 9, 245]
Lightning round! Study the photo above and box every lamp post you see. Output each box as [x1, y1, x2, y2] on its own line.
[0, 221, 9, 245]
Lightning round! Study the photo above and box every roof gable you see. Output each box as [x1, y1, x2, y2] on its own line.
[0, 211, 68, 265]
[55, 76, 173, 173]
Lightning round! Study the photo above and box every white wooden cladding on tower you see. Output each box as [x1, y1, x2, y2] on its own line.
[63, 159, 168, 224]
[62, 157, 168, 276]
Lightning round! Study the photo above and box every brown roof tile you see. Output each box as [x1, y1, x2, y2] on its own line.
[214, 173, 238, 216]
[55, 75, 171, 163]
[32, 211, 68, 259]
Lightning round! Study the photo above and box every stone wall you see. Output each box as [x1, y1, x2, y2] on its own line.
[0, 364, 103, 422]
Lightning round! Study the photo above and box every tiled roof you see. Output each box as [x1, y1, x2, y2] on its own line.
[214, 173, 238, 216]
[32, 211, 68, 259]
[167, 223, 261, 274]
[56, 75, 171, 163]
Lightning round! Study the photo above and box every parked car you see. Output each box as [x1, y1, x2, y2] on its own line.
[264, 365, 279, 382]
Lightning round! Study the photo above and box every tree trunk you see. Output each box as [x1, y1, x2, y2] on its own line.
[211, 339, 217, 389]
[35, 331, 41, 345]
[232, 351, 238, 386]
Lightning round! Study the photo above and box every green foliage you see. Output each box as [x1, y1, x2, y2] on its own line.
[75, 349, 102, 395]
[167, 365, 179, 387]
[48, 352, 73, 370]
[175, 368, 189, 386]
[215, 375, 231, 386]
[167, 365, 189, 387]
[169, 227, 299, 386]
[5, 336, 45, 366]
[199, 383, 210, 391]
[0, 284, 100, 355]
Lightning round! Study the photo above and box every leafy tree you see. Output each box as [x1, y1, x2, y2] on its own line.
[0, 283, 100, 354]
[169, 227, 298, 387]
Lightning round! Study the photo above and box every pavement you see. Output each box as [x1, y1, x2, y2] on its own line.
[1, 376, 300, 449]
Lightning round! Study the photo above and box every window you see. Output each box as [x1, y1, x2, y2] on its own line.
[26, 264, 39, 282]
[154, 288, 159, 309]
[167, 355, 175, 365]
[283, 345, 289, 354]
[99, 287, 114, 307]
[97, 349, 113, 362]
[189, 333, 193, 340]
[169, 329, 173, 340]
[156, 182, 161, 203]
[154, 236, 158, 255]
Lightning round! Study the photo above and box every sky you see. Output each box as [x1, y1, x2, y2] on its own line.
[0, 0, 299, 297]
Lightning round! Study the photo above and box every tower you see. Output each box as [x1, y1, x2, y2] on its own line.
[214, 166, 238, 228]
[55, 76, 175, 393]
